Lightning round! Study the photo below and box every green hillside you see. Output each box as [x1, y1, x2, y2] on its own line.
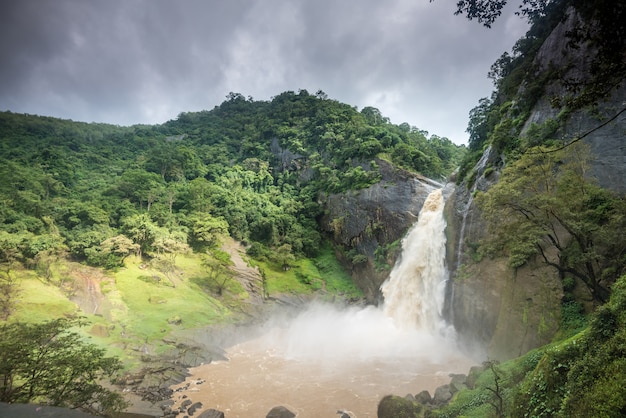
[0, 91, 465, 413]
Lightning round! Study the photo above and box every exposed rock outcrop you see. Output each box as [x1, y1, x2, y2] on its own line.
[520, 7, 626, 194]
[320, 158, 447, 300]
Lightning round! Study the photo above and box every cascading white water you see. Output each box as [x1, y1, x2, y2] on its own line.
[170, 187, 472, 418]
[381, 188, 450, 334]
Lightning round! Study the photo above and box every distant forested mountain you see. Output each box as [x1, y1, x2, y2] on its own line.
[0, 90, 465, 275]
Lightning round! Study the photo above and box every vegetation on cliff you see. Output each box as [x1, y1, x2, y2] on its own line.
[477, 142, 626, 303]
[405, 1, 626, 417]
[453, 0, 626, 305]
[457, 0, 625, 178]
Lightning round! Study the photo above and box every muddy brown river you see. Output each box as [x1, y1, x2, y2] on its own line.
[170, 304, 474, 417]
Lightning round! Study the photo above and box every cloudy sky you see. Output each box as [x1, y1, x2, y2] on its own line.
[0, 0, 528, 144]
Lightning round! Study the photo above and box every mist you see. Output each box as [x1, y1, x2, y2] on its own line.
[257, 301, 456, 364]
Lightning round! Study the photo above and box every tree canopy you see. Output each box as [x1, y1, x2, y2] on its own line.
[477, 143, 626, 302]
[0, 317, 128, 416]
[0, 92, 465, 276]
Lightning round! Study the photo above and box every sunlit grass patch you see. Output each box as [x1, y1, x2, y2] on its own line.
[256, 242, 362, 299]
[113, 257, 230, 343]
[13, 277, 78, 323]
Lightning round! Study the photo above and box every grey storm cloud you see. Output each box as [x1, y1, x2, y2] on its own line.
[0, 0, 528, 144]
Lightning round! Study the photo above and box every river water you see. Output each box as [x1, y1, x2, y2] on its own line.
[170, 189, 475, 417]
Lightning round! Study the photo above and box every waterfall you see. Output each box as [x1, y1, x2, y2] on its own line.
[381, 188, 451, 335]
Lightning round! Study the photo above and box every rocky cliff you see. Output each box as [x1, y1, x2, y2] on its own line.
[445, 149, 563, 359]
[446, 6, 626, 360]
[319, 158, 447, 301]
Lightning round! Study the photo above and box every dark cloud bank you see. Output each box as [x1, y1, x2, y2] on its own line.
[0, 0, 527, 144]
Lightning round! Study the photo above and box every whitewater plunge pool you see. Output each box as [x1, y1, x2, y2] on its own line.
[170, 303, 473, 417]
[169, 189, 476, 417]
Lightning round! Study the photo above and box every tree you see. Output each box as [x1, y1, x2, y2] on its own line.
[152, 229, 189, 262]
[94, 234, 139, 267]
[0, 318, 128, 416]
[200, 249, 234, 296]
[483, 360, 505, 418]
[434, 0, 550, 28]
[121, 214, 158, 258]
[477, 143, 626, 302]
[186, 213, 229, 251]
[272, 244, 296, 271]
[117, 169, 165, 211]
[0, 231, 25, 319]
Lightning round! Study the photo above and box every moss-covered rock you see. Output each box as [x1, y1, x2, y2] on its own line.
[377, 395, 422, 418]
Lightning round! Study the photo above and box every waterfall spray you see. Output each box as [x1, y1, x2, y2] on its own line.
[381, 188, 451, 335]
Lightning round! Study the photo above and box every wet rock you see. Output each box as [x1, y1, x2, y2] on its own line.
[466, 365, 485, 389]
[197, 410, 225, 418]
[187, 402, 202, 415]
[433, 384, 452, 404]
[377, 395, 422, 418]
[266, 405, 296, 418]
[449, 373, 468, 393]
[415, 390, 432, 404]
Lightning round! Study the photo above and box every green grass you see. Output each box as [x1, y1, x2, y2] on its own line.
[11, 276, 78, 323]
[6, 244, 363, 369]
[113, 255, 230, 343]
[256, 241, 362, 299]
[313, 242, 362, 298]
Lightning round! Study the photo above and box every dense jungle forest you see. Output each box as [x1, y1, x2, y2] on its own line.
[0, 90, 464, 276]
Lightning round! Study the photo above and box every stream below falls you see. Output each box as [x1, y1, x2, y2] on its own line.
[170, 303, 474, 417]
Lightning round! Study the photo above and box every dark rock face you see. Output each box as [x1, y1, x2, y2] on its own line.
[520, 8, 626, 194]
[266, 405, 296, 418]
[320, 158, 445, 300]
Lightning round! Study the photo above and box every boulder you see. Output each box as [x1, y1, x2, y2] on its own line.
[187, 401, 202, 415]
[449, 373, 468, 393]
[266, 405, 296, 418]
[433, 384, 452, 404]
[377, 395, 421, 418]
[415, 390, 432, 404]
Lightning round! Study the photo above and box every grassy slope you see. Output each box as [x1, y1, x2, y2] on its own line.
[8, 240, 361, 368]
[257, 241, 362, 299]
